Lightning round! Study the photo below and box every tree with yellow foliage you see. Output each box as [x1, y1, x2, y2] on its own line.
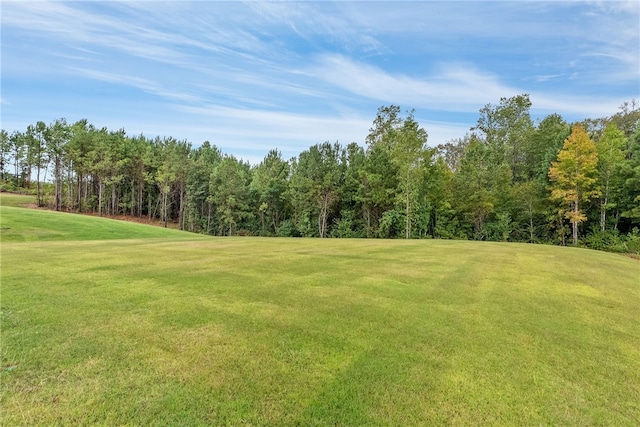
[549, 124, 600, 245]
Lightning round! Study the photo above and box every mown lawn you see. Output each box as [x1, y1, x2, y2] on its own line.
[0, 194, 191, 242]
[1, 195, 639, 425]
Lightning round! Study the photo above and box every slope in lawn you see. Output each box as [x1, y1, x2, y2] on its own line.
[0, 194, 195, 242]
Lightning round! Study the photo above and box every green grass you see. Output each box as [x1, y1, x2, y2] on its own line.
[1, 198, 639, 425]
[0, 194, 194, 242]
[0, 193, 37, 208]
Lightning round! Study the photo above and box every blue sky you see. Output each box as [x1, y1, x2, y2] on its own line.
[2, 1, 639, 163]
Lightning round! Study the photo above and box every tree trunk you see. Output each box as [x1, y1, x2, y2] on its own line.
[77, 174, 82, 212]
[178, 184, 185, 230]
[14, 154, 19, 187]
[600, 177, 609, 232]
[528, 200, 534, 243]
[112, 184, 117, 216]
[529, 214, 534, 243]
[151, 196, 160, 222]
[67, 166, 73, 211]
[84, 178, 89, 213]
[572, 200, 579, 246]
[162, 192, 168, 228]
[36, 164, 41, 207]
[130, 179, 135, 217]
[319, 192, 330, 238]
[405, 190, 410, 239]
[98, 178, 103, 217]
[162, 193, 166, 227]
[54, 156, 61, 211]
[138, 180, 144, 217]
[273, 210, 280, 234]
[364, 206, 371, 237]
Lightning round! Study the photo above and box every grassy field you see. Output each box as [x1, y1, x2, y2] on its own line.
[0, 193, 189, 242]
[1, 193, 639, 425]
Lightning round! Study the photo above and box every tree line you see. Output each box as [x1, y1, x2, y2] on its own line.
[2, 95, 639, 253]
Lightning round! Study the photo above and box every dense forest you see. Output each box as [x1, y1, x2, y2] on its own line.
[2, 95, 639, 253]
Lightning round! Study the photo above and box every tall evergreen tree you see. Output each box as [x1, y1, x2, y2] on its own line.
[185, 141, 221, 233]
[44, 118, 70, 211]
[250, 149, 289, 235]
[8, 131, 26, 187]
[0, 130, 9, 181]
[28, 121, 48, 207]
[209, 155, 253, 235]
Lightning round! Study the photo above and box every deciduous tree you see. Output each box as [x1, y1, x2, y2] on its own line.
[549, 124, 600, 245]
[596, 123, 627, 231]
[389, 112, 430, 238]
[621, 129, 640, 222]
[473, 94, 534, 182]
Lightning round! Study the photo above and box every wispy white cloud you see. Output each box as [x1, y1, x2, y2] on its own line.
[530, 74, 565, 83]
[309, 54, 518, 111]
[528, 93, 628, 120]
[245, 2, 385, 55]
[574, 2, 640, 83]
[2, 2, 188, 65]
[69, 68, 202, 104]
[177, 104, 371, 147]
[311, 54, 634, 119]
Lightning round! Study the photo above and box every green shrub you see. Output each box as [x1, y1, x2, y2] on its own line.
[276, 219, 297, 237]
[625, 228, 640, 255]
[584, 228, 640, 255]
[583, 229, 624, 252]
